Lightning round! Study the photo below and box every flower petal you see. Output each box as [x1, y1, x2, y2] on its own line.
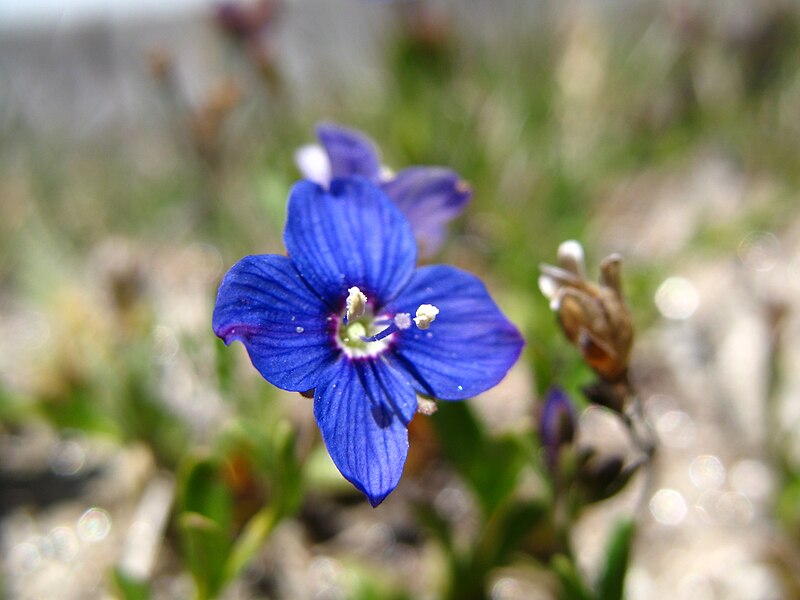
[284, 178, 417, 307]
[212, 254, 338, 392]
[314, 358, 416, 506]
[381, 167, 472, 257]
[316, 123, 382, 181]
[383, 265, 524, 400]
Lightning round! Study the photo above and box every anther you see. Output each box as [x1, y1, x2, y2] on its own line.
[414, 304, 439, 330]
[394, 313, 412, 330]
[345, 286, 367, 323]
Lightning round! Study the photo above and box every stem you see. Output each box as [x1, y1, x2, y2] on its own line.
[618, 378, 658, 516]
[764, 302, 788, 466]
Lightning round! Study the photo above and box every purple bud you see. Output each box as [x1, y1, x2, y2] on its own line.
[539, 387, 577, 473]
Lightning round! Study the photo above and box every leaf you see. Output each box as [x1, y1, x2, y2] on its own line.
[112, 567, 151, 600]
[222, 507, 277, 586]
[432, 402, 527, 514]
[551, 554, 593, 600]
[178, 457, 233, 531]
[177, 457, 235, 599]
[481, 500, 548, 567]
[596, 519, 635, 600]
[178, 512, 231, 600]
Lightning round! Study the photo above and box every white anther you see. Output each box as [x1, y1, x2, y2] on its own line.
[557, 239, 586, 277]
[346, 286, 367, 322]
[394, 313, 412, 330]
[417, 397, 438, 416]
[413, 304, 440, 330]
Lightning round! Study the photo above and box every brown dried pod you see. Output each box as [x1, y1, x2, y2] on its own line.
[539, 241, 633, 383]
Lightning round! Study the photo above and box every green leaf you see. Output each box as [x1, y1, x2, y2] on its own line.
[551, 554, 593, 600]
[432, 402, 527, 515]
[112, 568, 151, 600]
[777, 474, 800, 531]
[177, 457, 235, 599]
[596, 519, 635, 600]
[37, 379, 119, 436]
[178, 512, 231, 600]
[222, 507, 278, 586]
[178, 457, 233, 531]
[479, 500, 548, 567]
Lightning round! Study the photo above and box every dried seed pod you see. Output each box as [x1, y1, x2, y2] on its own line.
[539, 241, 633, 383]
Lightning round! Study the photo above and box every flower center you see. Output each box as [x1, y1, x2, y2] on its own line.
[337, 310, 389, 358]
[334, 286, 440, 359]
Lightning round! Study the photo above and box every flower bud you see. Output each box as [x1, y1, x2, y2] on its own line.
[539, 241, 633, 383]
[539, 387, 578, 473]
[577, 450, 638, 503]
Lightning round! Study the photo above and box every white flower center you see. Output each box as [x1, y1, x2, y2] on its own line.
[334, 290, 440, 359]
[336, 308, 392, 359]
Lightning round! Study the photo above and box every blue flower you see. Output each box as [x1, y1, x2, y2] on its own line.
[213, 177, 523, 505]
[295, 123, 472, 258]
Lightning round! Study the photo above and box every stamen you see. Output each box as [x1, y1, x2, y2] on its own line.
[414, 304, 439, 330]
[361, 313, 412, 344]
[345, 286, 367, 324]
[394, 313, 412, 330]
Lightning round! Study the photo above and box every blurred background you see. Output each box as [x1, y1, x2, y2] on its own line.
[3, 0, 800, 598]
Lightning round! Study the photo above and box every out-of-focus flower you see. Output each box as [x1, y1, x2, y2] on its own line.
[295, 123, 472, 258]
[215, 0, 279, 40]
[538, 240, 633, 384]
[214, 0, 281, 77]
[213, 177, 523, 505]
[539, 387, 577, 474]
